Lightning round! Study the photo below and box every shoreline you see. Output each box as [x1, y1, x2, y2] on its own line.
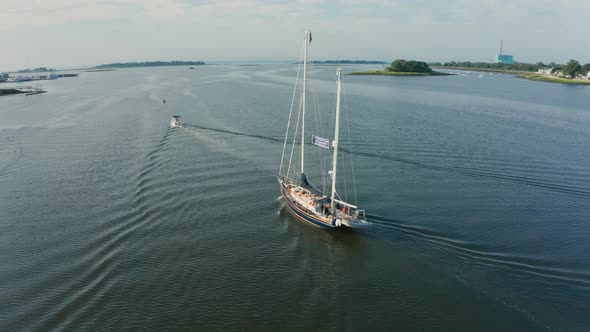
[517, 73, 590, 85]
[348, 70, 453, 76]
[431, 66, 521, 74]
[0, 88, 24, 96]
[0, 88, 47, 96]
[434, 66, 590, 85]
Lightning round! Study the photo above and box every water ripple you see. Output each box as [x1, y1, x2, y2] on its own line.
[369, 214, 590, 289]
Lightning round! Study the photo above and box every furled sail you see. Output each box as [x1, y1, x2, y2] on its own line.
[300, 173, 323, 196]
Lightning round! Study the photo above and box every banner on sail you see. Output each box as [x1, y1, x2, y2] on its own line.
[312, 135, 330, 149]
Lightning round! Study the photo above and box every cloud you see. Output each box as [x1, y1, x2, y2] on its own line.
[0, 1, 130, 30]
[140, 0, 188, 19]
[0, 0, 589, 68]
[0, 0, 193, 30]
[189, 0, 325, 20]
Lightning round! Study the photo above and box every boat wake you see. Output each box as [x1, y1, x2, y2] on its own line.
[368, 213, 590, 289]
[0, 130, 24, 178]
[346, 148, 590, 200]
[183, 123, 282, 143]
[172, 122, 590, 200]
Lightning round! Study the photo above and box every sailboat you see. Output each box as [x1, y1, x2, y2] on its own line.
[277, 31, 371, 229]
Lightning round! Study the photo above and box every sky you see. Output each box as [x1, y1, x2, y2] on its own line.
[1, 0, 589, 70]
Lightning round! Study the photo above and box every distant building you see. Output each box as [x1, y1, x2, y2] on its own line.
[495, 40, 514, 64]
[496, 54, 514, 64]
[537, 68, 553, 75]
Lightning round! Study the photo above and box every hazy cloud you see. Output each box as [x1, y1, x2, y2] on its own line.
[1, 0, 588, 69]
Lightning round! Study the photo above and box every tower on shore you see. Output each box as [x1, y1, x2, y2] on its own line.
[496, 40, 514, 64]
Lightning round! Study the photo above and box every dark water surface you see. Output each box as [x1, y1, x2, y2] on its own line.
[1, 65, 589, 331]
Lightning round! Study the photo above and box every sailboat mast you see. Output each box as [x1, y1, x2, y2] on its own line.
[301, 30, 309, 175]
[330, 67, 342, 214]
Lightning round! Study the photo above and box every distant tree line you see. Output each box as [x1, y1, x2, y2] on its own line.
[310, 60, 388, 64]
[554, 59, 590, 77]
[16, 67, 56, 73]
[386, 59, 432, 73]
[431, 60, 590, 76]
[94, 61, 206, 69]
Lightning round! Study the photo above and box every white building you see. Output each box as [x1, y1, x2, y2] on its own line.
[537, 68, 553, 75]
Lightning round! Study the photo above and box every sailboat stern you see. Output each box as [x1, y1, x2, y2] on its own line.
[339, 217, 372, 229]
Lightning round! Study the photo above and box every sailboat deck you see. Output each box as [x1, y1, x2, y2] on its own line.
[286, 186, 331, 223]
[291, 190, 315, 210]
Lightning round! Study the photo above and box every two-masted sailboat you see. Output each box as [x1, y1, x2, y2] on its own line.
[277, 31, 371, 229]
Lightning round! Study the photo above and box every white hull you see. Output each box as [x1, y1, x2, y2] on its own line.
[170, 116, 183, 128]
[339, 218, 372, 228]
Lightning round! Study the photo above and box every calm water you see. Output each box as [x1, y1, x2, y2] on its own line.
[1, 65, 589, 331]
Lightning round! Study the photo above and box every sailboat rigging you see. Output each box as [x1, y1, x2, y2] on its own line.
[277, 31, 371, 229]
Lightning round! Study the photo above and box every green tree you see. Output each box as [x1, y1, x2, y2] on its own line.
[388, 59, 432, 73]
[562, 59, 581, 77]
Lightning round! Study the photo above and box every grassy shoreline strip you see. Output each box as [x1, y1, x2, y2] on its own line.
[518, 74, 590, 85]
[348, 70, 452, 76]
[430, 66, 526, 74]
[434, 66, 590, 85]
[0, 89, 26, 96]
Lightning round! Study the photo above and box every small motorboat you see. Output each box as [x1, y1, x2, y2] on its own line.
[170, 115, 183, 128]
